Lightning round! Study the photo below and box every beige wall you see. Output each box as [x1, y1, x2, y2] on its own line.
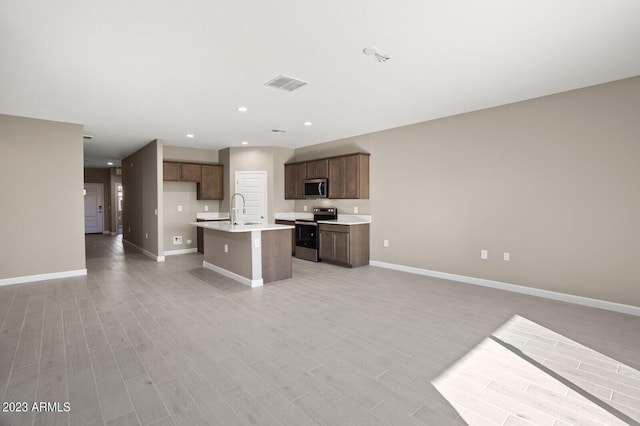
[162, 145, 220, 252]
[294, 76, 640, 307]
[122, 139, 163, 257]
[0, 114, 86, 279]
[163, 145, 219, 163]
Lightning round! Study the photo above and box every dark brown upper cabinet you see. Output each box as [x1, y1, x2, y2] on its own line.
[284, 162, 307, 199]
[285, 153, 369, 200]
[198, 164, 223, 200]
[181, 163, 201, 182]
[163, 162, 182, 181]
[328, 153, 370, 199]
[163, 161, 223, 200]
[306, 159, 328, 179]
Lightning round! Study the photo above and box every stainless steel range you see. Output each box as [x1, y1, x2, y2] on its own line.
[295, 207, 337, 262]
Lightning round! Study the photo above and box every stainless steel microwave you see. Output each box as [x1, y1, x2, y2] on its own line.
[304, 178, 328, 198]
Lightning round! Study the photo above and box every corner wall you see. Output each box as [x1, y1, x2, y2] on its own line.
[0, 114, 86, 282]
[294, 76, 640, 307]
[122, 139, 163, 259]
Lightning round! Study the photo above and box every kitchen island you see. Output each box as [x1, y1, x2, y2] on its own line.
[192, 221, 294, 287]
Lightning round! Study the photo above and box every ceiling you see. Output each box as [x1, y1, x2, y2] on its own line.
[2, 1, 640, 168]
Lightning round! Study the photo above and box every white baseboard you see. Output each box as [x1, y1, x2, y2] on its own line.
[203, 261, 263, 288]
[123, 239, 165, 262]
[0, 269, 87, 287]
[370, 260, 640, 317]
[164, 248, 198, 256]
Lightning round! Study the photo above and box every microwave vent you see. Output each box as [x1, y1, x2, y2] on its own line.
[264, 74, 309, 92]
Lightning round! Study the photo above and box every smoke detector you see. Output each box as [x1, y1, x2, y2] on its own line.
[363, 46, 390, 63]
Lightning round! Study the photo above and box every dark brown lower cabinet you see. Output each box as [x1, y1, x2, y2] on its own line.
[196, 219, 205, 253]
[318, 223, 369, 267]
[275, 220, 296, 255]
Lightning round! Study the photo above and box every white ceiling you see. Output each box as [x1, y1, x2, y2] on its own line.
[2, 1, 640, 168]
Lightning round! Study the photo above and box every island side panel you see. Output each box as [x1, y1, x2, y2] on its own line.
[203, 228, 253, 280]
[261, 229, 292, 283]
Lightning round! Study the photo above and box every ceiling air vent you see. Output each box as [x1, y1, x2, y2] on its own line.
[264, 74, 309, 92]
[270, 129, 287, 134]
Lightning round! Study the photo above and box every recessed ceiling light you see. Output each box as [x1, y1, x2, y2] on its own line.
[186, 134, 195, 138]
[241, 141, 249, 145]
[238, 106, 248, 112]
[107, 162, 114, 166]
[304, 121, 312, 126]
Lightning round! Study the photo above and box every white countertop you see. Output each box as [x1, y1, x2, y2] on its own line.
[319, 214, 371, 225]
[274, 212, 371, 225]
[192, 221, 294, 233]
[274, 212, 313, 221]
[196, 212, 230, 220]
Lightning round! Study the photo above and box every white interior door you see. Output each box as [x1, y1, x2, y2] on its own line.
[235, 171, 267, 224]
[84, 183, 104, 234]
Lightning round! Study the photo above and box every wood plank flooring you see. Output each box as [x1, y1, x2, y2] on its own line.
[0, 234, 638, 425]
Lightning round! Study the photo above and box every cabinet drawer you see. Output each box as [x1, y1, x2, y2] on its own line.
[319, 224, 350, 233]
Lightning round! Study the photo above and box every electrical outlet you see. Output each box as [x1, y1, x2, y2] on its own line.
[383, 239, 389, 248]
[224, 244, 228, 253]
[177, 205, 183, 212]
[145, 233, 149, 239]
[303, 205, 308, 212]
[255, 238, 261, 248]
[481, 249, 488, 260]
[186, 239, 192, 245]
[504, 252, 510, 261]
[204, 205, 209, 212]
[354, 206, 358, 214]
[173, 236, 182, 245]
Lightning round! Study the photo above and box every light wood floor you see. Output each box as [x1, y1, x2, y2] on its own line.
[1, 234, 638, 425]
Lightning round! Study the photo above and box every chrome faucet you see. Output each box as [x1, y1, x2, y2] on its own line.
[230, 192, 246, 225]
